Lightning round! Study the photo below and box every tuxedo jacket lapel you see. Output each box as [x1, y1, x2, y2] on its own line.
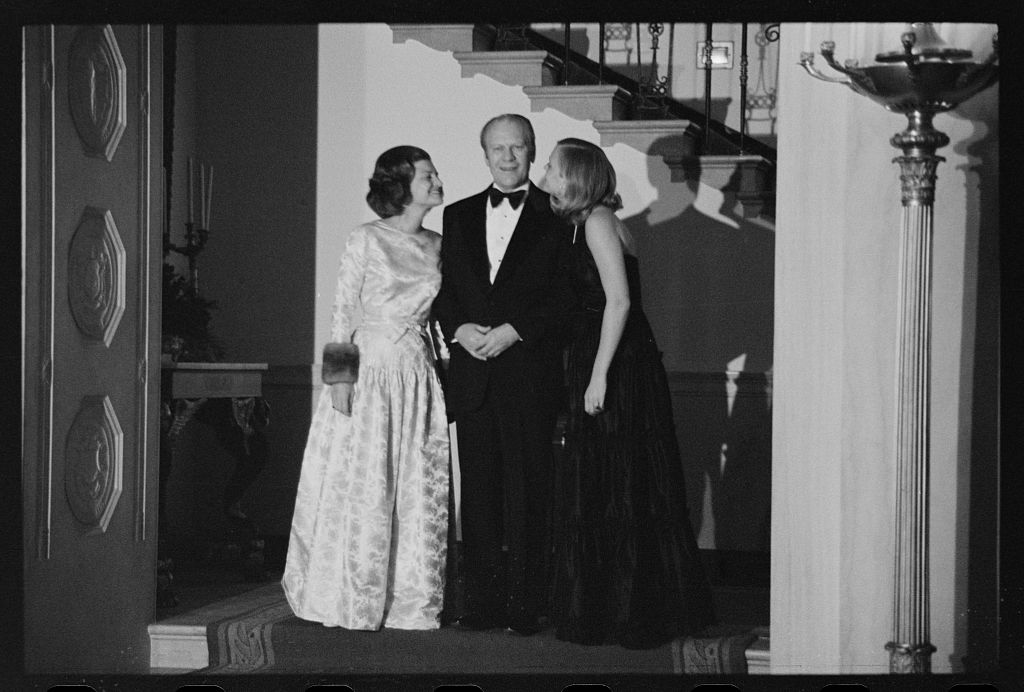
[490, 182, 546, 289]
[463, 188, 491, 290]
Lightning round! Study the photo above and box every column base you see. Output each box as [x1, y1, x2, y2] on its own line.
[886, 640, 937, 673]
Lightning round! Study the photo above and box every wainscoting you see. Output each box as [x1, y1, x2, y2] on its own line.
[668, 370, 772, 553]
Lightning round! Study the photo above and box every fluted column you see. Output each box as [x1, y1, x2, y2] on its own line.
[799, 23, 997, 674]
[884, 111, 947, 673]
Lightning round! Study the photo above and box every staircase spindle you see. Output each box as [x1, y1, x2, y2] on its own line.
[703, 23, 713, 153]
[635, 23, 669, 119]
[739, 23, 749, 154]
[563, 23, 571, 85]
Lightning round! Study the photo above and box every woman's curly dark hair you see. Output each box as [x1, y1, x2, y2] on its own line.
[366, 145, 432, 218]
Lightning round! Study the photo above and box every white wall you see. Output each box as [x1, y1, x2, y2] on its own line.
[771, 22, 999, 674]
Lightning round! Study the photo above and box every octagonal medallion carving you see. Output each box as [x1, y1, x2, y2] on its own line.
[65, 395, 123, 533]
[68, 207, 126, 347]
[68, 24, 127, 161]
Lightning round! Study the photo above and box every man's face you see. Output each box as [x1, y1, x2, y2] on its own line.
[483, 119, 532, 192]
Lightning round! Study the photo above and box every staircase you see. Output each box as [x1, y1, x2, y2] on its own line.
[390, 23, 775, 221]
[389, 23, 773, 674]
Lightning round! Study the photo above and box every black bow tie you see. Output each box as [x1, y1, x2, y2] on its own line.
[488, 187, 527, 210]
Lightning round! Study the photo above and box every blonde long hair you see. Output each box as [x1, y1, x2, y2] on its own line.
[550, 138, 623, 225]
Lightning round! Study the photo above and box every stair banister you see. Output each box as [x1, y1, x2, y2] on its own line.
[507, 24, 777, 163]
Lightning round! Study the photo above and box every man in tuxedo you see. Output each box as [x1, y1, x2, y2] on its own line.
[434, 113, 572, 635]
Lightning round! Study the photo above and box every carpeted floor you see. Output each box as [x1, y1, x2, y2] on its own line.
[153, 548, 768, 676]
[159, 581, 763, 675]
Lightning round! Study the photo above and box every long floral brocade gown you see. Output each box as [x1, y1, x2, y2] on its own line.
[282, 219, 450, 630]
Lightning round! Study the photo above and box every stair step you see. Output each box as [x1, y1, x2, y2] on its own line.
[668, 154, 775, 219]
[389, 24, 494, 53]
[665, 153, 770, 184]
[453, 50, 561, 87]
[388, 24, 775, 207]
[149, 581, 284, 671]
[148, 622, 208, 671]
[523, 84, 631, 122]
[745, 625, 771, 674]
[593, 119, 702, 158]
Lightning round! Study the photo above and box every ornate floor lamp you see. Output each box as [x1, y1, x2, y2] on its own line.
[799, 23, 998, 673]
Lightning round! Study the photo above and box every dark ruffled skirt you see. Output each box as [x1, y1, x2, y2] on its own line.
[551, 310, 715, 648]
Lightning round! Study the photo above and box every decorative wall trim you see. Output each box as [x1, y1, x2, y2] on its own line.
[67, 206, 126, 346]
[35, 25, 57, 561]
[64, 395, 124, 534]
[134, 24, 152, 542]
[67, 24, 127, 161]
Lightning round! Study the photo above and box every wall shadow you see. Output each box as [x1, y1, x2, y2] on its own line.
[621, 147, 775, 555]
[948, 87, 1000, 673]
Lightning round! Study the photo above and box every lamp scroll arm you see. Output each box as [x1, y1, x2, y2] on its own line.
[798, 49, 851, 85]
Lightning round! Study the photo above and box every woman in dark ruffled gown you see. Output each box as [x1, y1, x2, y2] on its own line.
[539, 138, 714, 649]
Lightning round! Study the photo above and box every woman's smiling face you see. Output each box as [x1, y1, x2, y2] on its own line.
[408, 159, 444, 208]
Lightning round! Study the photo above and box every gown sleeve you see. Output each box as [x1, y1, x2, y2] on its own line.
[329, 225, 369, 344]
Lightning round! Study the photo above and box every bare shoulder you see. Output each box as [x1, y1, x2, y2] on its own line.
[584, 206, 620, 246]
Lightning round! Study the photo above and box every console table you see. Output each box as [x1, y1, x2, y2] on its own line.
[158, 361, 270, 607]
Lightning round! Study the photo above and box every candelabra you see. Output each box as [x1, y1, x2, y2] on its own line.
[164, 222, 209, 297]
[165, 155, 214, 296]
[800, 23, 997, 673]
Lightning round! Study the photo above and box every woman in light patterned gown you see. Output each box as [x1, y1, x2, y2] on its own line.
[282, 146, 450, 630]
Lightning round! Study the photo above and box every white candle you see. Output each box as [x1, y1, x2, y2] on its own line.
[206, 165, 214, 230]
[200, 163, 206, 229]
[187, 156, 194, 224]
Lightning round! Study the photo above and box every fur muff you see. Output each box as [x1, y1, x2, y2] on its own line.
[322, 342, 359, 384]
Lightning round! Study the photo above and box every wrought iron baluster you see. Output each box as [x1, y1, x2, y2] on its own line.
[703, 23, 713, 152]
[598, 22, 605, 84]
[635, 23, 669, 119]
[746, 23, 780, 142]
[739, 23, 749, 154]
[494, 24, 529, 50]
[564, 23, 571, 85]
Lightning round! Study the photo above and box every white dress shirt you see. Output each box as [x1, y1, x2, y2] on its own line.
[485, 184, 529, 283]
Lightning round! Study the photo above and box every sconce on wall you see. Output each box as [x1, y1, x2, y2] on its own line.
[697, 40, 733, 69]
